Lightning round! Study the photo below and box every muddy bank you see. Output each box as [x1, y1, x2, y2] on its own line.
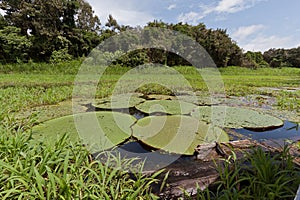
[152, 140, 300, 199]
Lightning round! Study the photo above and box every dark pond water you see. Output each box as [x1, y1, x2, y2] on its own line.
[99, 141, 193, 172]
[234, 120, 300, 146]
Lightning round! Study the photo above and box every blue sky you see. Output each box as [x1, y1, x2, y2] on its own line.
[87, 0, 300, 52]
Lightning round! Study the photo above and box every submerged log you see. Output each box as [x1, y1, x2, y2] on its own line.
[194, 143, 216, 161]
[194, 140, 255, 161]
[153, 158, 220, 199]
[156, 139, 300, 199]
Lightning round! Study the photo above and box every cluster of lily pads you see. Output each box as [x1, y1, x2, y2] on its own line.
[32, 93, 283, 155]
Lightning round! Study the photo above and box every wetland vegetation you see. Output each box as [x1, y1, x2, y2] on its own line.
[1, 61, 299, 199]
[1, 0, 300, 198]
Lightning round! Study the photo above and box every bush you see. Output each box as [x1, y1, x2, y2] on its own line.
[50, 48, 73, 64]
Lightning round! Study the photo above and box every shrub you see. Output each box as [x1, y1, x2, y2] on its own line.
[50, 48, 73, 64]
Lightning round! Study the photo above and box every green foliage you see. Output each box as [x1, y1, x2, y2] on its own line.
[0, 26, 32, 63]
[263, 47, 300, 68]
[185, 147, 300, 199]
[1, 0, 300, 68]
[115, 50, 149, 67]
[277, 91, 300, 112]
[146, 21, 243, 67]
[0, 60, 81, 74]
[0, 130, 160, 199]
[105, 14, 120, 31]
[242, 51, 269, 68]
[0, 0, 101, 62]
[84, 49, 125, 66]
[219, 66, 300, 96]
[0, 13, 6, 29]
[50, 48, 73, 64]
[0, 62, 299, 199]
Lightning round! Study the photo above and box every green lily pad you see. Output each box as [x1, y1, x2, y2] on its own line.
[191, 106, 283, 129]
[136, 100, 197, 115]
[92, 93, 145, 109]
[132, 115, 229, 155]
[32, 112, 136, 153]
[176, 95, 222, 106]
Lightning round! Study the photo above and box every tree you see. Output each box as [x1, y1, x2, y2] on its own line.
[0, 13, 7, 28]
[242, 51, 269, 68]
[105, 14, 120, 31]
[286, 47, 300, 67]
[0, 0, 101, 62]
[0, 26, 32, 62]
[76, 0, 101, 32]
[263, 48, 295, 68]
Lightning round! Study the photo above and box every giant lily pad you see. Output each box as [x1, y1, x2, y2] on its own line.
[136, 100, 197, 115]
[92, 93, 145, 109]
[32, 112, 136, 153]
[132, 115, 229, 155]
[176, 95, 223, 106]
[191, 106, 283, 130]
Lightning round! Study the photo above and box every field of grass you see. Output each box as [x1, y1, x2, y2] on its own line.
[0, 61, 300, 199]
[2, 62, 299, 121]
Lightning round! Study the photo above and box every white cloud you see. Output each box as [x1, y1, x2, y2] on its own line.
[178, 12, 204, 24]
[86, 0, 154, 26]
[232, 24, 265, 40]
[179, 0, 265, 23]
[214, 0, 255, 13]
[167, 4, 176, 10]
[231, 24, 299, 52]
[241, 35, 294, 52]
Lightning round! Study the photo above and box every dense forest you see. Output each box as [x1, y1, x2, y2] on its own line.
[0, 0, 299, 68]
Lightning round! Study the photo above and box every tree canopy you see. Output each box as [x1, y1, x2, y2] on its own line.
[0, 1, 299, 68]
[0, 0, 101, 62]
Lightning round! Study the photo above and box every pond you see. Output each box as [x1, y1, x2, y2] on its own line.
[32, 96, 300, 197]
[34, 94, 300, 169]
[234, 120, 300, 146]
[91, 99, 300, 145]
[102, 107, 300, 171]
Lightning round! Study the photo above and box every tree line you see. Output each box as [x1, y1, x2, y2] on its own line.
[0, 0, 299, 68]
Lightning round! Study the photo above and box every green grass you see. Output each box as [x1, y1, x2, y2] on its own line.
[0, 63, 299, 140]
[0, 60, 81, 75]
[0, 130, 161, 199]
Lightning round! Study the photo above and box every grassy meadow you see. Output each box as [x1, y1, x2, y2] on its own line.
[0, 61, 300, 199]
